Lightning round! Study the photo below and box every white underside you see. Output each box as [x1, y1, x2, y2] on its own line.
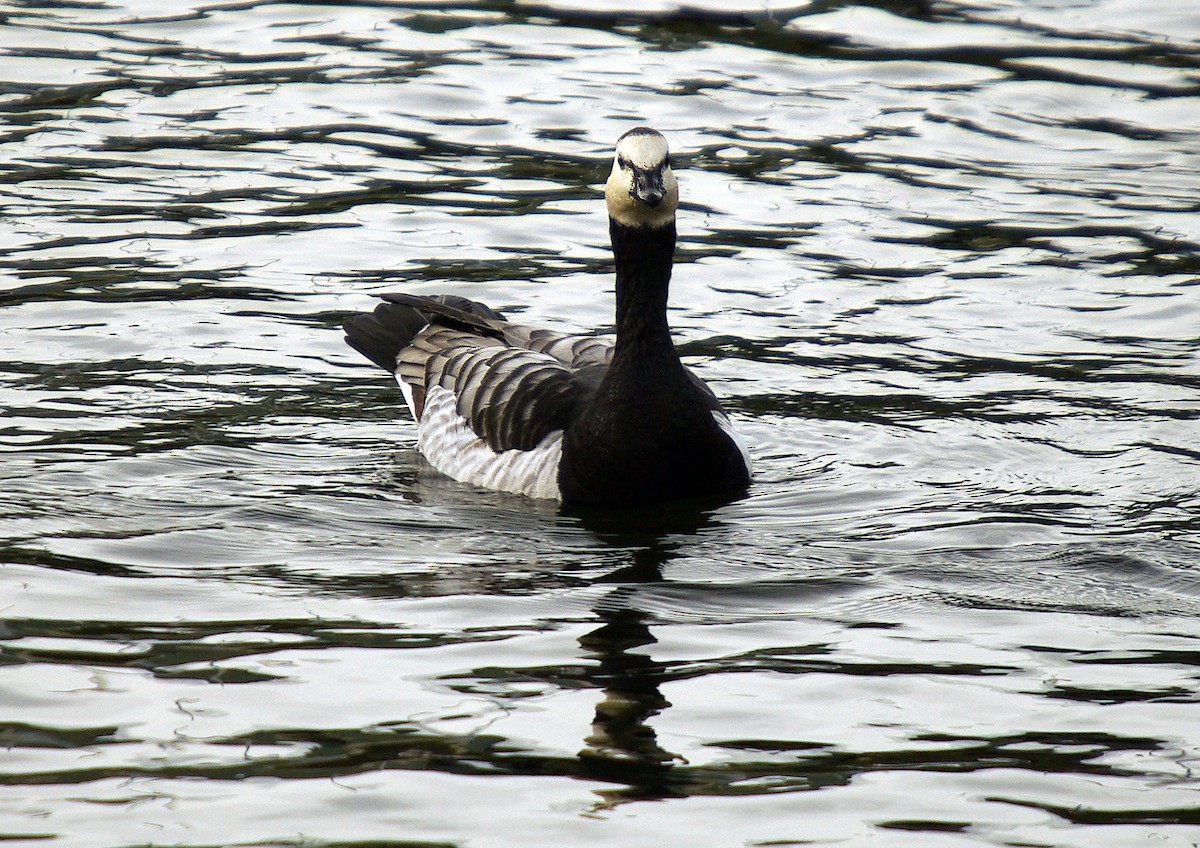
[410, 383, 563, 500]
[713, 410, 753, 477]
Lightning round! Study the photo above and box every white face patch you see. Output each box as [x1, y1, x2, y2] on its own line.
[617, 131, 669, 170]
[605, 129, 679, 229]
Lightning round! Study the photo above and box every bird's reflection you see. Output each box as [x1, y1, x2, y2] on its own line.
[579, 605, 674, 782]
[569, 506, 721, 804]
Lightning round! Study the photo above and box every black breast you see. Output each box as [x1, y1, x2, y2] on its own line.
[557, 356, 750, 507]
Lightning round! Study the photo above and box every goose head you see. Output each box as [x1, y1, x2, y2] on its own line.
[604, 127, 679, 229]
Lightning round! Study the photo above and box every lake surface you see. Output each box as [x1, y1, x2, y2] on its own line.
[2, 1, 1199, 845]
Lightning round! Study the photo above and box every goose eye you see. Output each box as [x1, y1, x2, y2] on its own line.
[617, 155, 631, 170]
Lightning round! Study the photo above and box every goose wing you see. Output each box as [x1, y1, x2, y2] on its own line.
[502, 325, 614, 371]
[380, 292, 613, 371]
[404, 322, 602, 499]
[399, 325, 587, 453]
[346, 295, 601, 499]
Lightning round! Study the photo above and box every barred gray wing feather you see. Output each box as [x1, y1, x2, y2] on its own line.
[392, 327, 496, 419]
[401, 333, 584, 452]
[503, 322, 716, 409]
[381, 291, 613, 370]
[501, 325, 614, 370]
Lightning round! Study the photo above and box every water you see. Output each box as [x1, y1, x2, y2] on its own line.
[2, 1, 1199, 845]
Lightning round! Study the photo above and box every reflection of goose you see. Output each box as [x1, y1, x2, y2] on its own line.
[343, 128, 751, 507]
[579, 544, 676, 805]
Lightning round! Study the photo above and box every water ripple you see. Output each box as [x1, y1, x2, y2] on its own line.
[3, 1, 1200, 846]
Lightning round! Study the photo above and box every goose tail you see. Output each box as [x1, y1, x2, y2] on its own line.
[342, 294, 504, 371]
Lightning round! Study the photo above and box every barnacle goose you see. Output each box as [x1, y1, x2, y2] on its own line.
[343, 127, 751, 507]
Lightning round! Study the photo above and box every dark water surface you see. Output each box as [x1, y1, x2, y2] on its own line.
[2, 1, 1199, 845]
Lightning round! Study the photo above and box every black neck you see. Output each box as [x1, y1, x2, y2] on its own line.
[610, 217, 677, 356]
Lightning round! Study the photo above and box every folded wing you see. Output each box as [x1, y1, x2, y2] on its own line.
[346, 295, 608, 499]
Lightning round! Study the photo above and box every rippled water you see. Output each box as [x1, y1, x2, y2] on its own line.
[2, 1, 1199, 845]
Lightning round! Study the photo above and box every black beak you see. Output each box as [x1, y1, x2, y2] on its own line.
[631, 166, 665, 208]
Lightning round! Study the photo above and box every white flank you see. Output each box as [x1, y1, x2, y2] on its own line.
[713, 410, 753, 478]
[416, 385, 563, 500]
[395, 374, 418, 420]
